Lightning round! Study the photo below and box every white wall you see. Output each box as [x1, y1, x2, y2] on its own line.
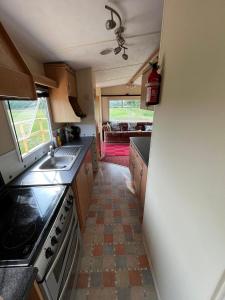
[143, 1, 225, 300]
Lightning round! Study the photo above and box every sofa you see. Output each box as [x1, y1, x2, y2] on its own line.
[102, 121, 152, 143]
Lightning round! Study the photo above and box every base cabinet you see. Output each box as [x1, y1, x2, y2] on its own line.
[129, 143, 148, 221]
[28, 281, 44, 300]
[72, 149, 93, 232]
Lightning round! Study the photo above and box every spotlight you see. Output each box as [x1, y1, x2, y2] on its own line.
[100, 48, 113, 55]
[105, 11, 116, 30]
[122, 53, 128, 60]
[122, 47, 128, 60]
[116, 35, 125, 46]
[114, 46, 122, 55]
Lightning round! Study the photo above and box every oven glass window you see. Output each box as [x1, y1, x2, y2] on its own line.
[53, 243, 68, 282]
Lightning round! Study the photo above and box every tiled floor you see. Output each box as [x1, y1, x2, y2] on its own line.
[71, 162, 157, 300]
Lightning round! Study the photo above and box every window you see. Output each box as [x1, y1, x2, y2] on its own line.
[109, 99, 154, 122]
[6, 97, 52, 158]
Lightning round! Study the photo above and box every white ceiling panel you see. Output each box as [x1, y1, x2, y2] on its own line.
[0, 0, 163, 87]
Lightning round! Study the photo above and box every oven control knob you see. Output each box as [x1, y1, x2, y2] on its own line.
[45, 247, 54, 259]
[55, 227, 62, 235]
[51, 236, 58, 246]
[67, 199, 73, 206]
[64, 206, 69, 212]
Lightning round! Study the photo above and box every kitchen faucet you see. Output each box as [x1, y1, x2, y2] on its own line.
[48, 144, 55, 157]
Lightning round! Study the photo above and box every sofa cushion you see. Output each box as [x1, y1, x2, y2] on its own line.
[128, 122, 137, 131]
[145, 125, 152, 131]
[119, 122, 128, 131]
[111, 122, 120, 131]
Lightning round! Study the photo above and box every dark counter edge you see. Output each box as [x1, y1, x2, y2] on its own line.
[9, 136, 94, 187]
[0, 266, 37, 300]
[130, 136, 151, 166]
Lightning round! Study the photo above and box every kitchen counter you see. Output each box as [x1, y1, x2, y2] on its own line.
[0, 266, 37, 300]
[130, 136, 151, 166]
[10, 137, 94, 187]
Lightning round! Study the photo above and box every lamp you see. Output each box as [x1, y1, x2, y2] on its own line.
[114, 46, 122, 55]
[105, 11, 116, 30]
[102, 5, 128, 60]
[122, 47, 128, 60]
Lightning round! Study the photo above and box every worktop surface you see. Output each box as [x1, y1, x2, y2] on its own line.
[130, 136, 151, 166]
[10, 137, 94, 187]
[0, 266, 37, 300]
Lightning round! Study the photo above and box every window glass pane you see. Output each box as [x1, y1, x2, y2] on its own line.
[109, 99, 154, 122]
[7, 98, 51, 157]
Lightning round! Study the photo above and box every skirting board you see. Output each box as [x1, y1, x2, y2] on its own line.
[142, 228, 161, 300]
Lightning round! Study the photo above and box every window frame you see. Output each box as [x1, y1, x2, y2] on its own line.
[3, 97, 53, 162]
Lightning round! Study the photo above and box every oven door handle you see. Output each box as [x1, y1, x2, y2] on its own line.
[45, 216, 76, 281]
[59, 233, 80, 300]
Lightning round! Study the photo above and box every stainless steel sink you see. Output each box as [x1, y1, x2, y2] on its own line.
[32, 145, 82, 172]
[38, 156, 76, 171]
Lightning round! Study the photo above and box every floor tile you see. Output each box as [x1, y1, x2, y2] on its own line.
[115, 244, 125, 255]
[138, 255, 150, 269]
[90, 272, 102, 288]
[103, 271, 115, 287]
[103, 244, 114, 255]
[129, 270, 142, 286]
[77, 272, 89, 289]
[115, 256, 127, 269]
[117, 287, 131, 300]
[115, 270, 129, 288]
[102, 255, 115, 270]
[130, 286, 145, 300]
[74, 163, 157, 299]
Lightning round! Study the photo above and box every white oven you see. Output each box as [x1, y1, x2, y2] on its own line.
[35, 188, 81, 300]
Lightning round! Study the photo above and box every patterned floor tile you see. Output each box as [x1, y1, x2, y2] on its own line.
[72, 163, 158, 299]
[117, 287, 131, 300]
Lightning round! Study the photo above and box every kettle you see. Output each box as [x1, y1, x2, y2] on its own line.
[70, 126, 81, 139]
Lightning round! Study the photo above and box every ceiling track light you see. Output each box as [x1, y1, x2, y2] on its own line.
[103, 5, 128, 60]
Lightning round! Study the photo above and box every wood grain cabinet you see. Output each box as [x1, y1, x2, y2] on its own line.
[72, 149, 93, 232]
[44, 63, 80, 123]
[129, 143, 148, 220]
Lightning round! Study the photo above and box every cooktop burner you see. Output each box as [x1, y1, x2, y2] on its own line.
[0, 185, 66, 266]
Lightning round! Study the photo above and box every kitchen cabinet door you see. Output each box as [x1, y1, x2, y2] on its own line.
[73, 162, 89, 231]
[28, 281, 44, 300]
[129, 144, 136, 178]
[133, 158, 143, 199]
[72, 149, 94, 232]
[85, 149, 93, 196]
[140, 163, 148, 208]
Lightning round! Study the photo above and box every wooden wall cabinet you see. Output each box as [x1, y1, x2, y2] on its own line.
[72, 149, 93, 231]
[129, 143, 148, 220]
[44, 63, 80, 123]
[0, 23, 36, 99]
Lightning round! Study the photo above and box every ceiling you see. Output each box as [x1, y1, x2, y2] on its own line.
[0, 0, 163, 87]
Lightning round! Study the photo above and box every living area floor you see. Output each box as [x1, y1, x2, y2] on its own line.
[70, 162, 157, 300]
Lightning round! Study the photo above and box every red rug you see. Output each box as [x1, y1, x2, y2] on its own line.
[101, 143, 129, 156]
[101, 143, 129, 167]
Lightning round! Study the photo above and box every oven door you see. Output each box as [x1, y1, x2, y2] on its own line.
[42, 216, 80, 300]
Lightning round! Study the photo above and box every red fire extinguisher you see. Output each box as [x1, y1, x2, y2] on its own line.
[145, 63, 161, 106]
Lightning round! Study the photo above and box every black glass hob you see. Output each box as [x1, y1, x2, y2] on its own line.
[0, 185, 66, 266]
